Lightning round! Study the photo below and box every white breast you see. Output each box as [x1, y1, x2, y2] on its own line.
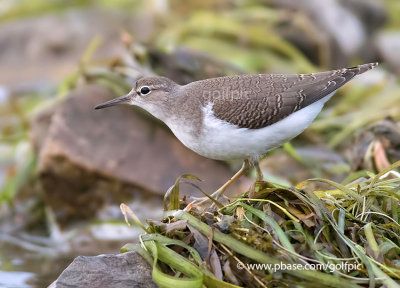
[167, 92, 335, 161]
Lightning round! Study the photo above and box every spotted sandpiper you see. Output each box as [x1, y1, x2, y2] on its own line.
[95, 63, 377, 201]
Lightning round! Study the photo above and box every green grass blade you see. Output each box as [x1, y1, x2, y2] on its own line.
[144, 240, 203, 288]
[141, 233, 203, 265]
[120, 243, 153, 265]
[169, 210, 361, 288]
[164, 174, 202, 211]
[237, 202, 296, 254]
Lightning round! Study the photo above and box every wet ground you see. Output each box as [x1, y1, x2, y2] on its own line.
[0, 243, 73, 287]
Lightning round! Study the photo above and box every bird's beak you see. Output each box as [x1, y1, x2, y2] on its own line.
[94, 92, 132, 110]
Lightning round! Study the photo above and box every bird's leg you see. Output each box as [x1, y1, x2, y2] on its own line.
[248, 159, 265, 199]
[252, 159, 264, 181]
[195, 159, 250, 204]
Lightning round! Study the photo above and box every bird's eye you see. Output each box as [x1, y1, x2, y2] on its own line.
[140, 86, 151, 95]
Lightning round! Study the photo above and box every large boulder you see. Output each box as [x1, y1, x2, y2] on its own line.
[49, 252, 156, 288]
[33, 85, 243, 225]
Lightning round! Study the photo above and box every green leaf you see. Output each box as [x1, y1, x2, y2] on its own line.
[120, 243, 153, 265]
[144, 240, 203, 288]
[168, 210, 361, 288]
[141, 233, 203, 265]
[368, 160, 400, 191]
[364, 223, 380, 259]
[139, 233, 243, 288]
[164, 174, 201, 211]
[238, 202, 296, 254]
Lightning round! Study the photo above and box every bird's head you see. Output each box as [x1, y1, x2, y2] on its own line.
[94, 76, 180, 120]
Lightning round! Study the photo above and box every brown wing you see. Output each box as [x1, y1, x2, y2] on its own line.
[195, 63, 377, 129]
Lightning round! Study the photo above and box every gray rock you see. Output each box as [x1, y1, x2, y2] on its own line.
[49, 252, 156, 288]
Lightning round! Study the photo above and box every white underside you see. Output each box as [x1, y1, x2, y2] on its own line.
[167, 92, 335, 161]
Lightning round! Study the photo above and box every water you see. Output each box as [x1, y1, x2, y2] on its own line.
[0, 221, 145, 287]
[0, 271, 35, 288]
[0, 241, 75, 288]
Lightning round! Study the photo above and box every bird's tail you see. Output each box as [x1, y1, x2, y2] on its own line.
[347, 62, 378, 75]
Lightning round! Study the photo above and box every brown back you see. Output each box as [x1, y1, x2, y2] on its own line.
[186, 63, 377, 129]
